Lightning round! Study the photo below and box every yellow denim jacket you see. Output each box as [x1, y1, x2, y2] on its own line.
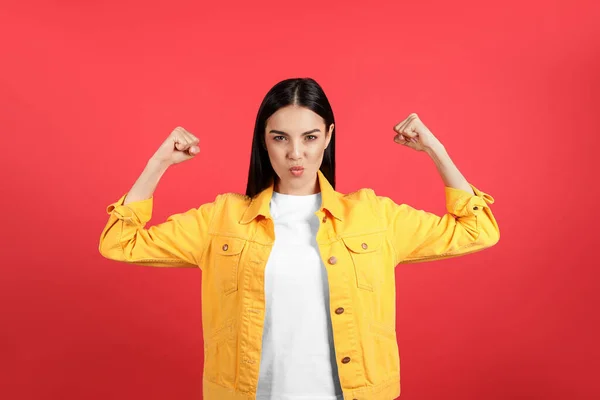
[99, 169, 499, 400]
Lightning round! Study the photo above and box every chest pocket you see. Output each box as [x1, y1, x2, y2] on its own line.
[341, 232, 385, 291]
[213, 236, 246, 295]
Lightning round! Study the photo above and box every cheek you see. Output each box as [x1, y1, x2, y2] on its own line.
[267, 146, 285, 162]
[310, 142, 327, 155]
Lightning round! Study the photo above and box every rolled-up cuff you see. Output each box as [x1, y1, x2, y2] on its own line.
[445, 184, 495, 217]
[106, 193, 153, 225]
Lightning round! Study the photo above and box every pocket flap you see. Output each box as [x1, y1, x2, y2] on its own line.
[342, 232, 385, 253]
[214, 236, 246, 255]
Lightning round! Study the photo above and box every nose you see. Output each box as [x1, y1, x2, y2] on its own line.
[289, 142, 302, 158]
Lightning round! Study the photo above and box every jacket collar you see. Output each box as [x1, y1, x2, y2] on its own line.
[240, 169, 343, 224]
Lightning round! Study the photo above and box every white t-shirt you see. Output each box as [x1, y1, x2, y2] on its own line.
[255, 191, 343, 400]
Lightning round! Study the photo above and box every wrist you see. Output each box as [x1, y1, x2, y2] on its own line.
[147, 157, 171, 174]
[425, 141, 446, 158]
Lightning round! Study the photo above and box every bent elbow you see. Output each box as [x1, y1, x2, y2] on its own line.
[98, 230, 127, 262]
[479, 221, 500, 248]
[98, 241, 123, 262]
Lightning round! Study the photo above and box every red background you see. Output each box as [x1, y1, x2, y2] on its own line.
[1, 0, 599, 399]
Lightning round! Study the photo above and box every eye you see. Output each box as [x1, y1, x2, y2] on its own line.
[272, 135, 318, 142]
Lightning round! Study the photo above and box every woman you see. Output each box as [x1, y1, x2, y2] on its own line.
[99, 78, 499, 400]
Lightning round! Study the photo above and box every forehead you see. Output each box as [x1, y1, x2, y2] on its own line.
[266, 106, 324, 130]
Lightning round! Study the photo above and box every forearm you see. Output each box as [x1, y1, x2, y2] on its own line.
[123, 158, 170, 205]
[425, 143, 474, 195]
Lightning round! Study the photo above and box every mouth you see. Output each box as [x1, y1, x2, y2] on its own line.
[289, 166, 304, 176]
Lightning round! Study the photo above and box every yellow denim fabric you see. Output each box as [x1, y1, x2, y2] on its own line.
[99, 170, 499, 400]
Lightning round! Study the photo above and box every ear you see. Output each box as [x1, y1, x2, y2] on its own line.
[325, 123, 334, 149]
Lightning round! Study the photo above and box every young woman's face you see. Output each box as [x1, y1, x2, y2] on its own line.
[264, 105, 333, 194]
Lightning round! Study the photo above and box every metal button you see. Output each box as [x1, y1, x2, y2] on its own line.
[328, 256, 337, 265]
[361, 243, 368, 250]
[335, 307, 344, 315]
[222, 244, 228, 251]
[342, 357, 351, 364]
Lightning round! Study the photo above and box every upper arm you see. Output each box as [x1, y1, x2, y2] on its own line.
[377, 185, 499, 265]
[99, 193, 221, 268]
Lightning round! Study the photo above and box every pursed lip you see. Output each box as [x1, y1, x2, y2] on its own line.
[289, 166, 304, 170]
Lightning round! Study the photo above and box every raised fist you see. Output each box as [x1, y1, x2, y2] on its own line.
[151, 126, 200, 166]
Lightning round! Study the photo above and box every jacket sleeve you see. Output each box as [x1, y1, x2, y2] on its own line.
[377, 184, 500, 265]
[98, 193, 220, 268]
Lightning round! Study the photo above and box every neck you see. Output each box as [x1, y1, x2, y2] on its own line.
[274, 173, 320, 195]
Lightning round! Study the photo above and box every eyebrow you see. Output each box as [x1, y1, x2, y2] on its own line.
[268, 129, 321, 135]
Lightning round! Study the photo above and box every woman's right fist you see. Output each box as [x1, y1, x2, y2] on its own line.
[151, 127, 200, 166]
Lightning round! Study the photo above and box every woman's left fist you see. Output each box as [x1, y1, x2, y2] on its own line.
[393, 113, 441, 152]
